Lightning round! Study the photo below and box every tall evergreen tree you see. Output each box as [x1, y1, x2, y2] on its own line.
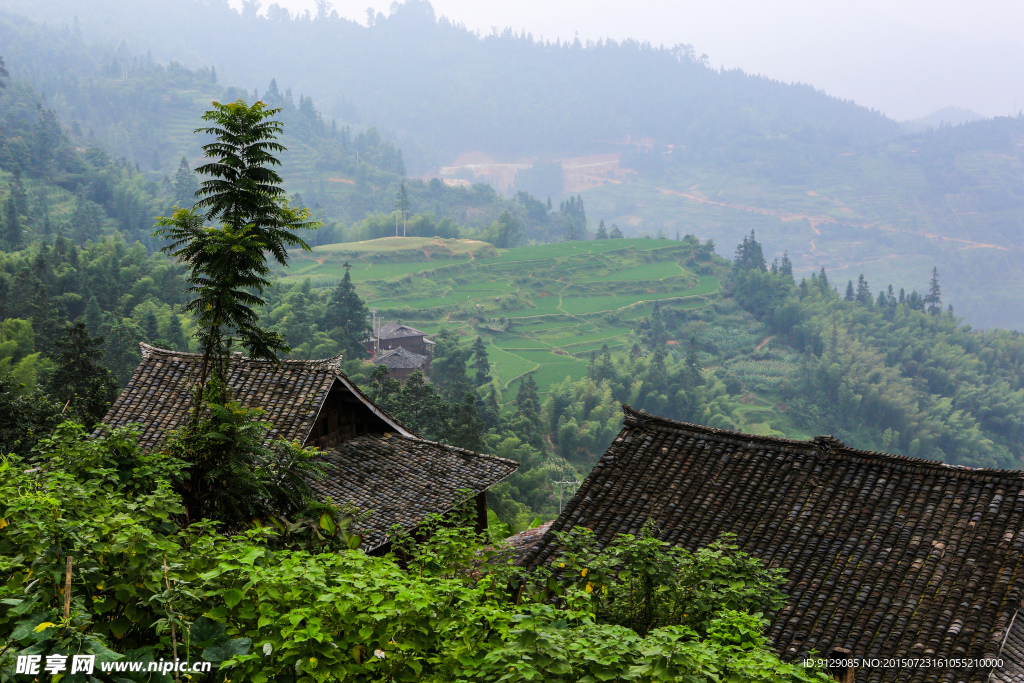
[844, 280, 855, 301]
[3, 197, 21, 249]
[142, 309, 160, 342]
[470, 336, 492, 387]
[167, 313, 188, 351]
[855, 274, 872, 305]
[173, 155, 200, 206]
[779, 251, 793, 280]
[43, 321, 119, 428]
[322, 262, 370, 361]
[595, 220, 608, 239]
[83, 296, 102, 335]
[925, 267, 942, 314]
[733, 230, 766, 272]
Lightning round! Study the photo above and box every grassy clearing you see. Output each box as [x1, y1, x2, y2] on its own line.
[278, 237, 723, 395]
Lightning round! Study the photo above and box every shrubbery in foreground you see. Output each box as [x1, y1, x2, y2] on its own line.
[0, 424, 828, 682]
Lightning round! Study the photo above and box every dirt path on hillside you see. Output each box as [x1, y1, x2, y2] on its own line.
[657, 188, 1008, 252]
[755, 335, 773, 352]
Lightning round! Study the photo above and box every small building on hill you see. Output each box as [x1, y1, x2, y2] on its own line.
[366, 322, 434, 357]
[518, 405, 1024, 682]
[101, 344, 516, 551]
[370, 346, 429, 382]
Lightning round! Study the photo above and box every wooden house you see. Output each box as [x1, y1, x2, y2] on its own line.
[517, 406, 1024, 682]
[366, 322, 434, 357]
[370, 346, 430, 382]
[100, 344, 517, 551]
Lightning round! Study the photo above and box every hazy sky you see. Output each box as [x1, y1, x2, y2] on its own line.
[239, 0, 1024, 121]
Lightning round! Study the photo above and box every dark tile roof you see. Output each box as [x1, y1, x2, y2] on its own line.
[373, 322, 425, 340]
[521, 406, 1024, 682]
[994, 616, 1024, 682]
[100, 344, 411, 451]
[371, 347, 428, 369]
[505, 521, 554, 565]
[311, 433, 518, 551]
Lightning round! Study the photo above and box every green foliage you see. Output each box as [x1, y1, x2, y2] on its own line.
[322, 262, 371, 361]
[162, 398, 326, 527]
[155, 100, 316, 401]
[41, 321, 118, 429]
[0, 424, 828, 683]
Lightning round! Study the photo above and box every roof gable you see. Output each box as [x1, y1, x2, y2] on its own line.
[374, 322, 425, 340]
[371, 347, 428, 369]
[311, 433, 517, 551]
[524, 406, 1024, 681]
[102, 344, 410, 450]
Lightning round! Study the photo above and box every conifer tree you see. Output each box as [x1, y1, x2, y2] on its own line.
[3, 198, 21, 249]
[470, 336, 492, 386]
[322, 262, 370, 361]
[925, 267, 941, 314]
[167, 312, 188, 351]
[83, 295, 102, 335]
[609, 224, 623, 239]
[844, 280, 855, 301]
[855, 274, 872, 305]
[43, 321, 119, 428]
[779, 251, 793, 280]
[595, 220, 608, 239]
[142, 309, 160, 342]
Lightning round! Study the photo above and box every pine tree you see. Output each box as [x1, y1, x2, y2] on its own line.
[609, 224, 623, 239]
[684, 337, 704, 388]
[925, 267, 941, 314]
[3, 198, 21, 249]
[595, 219, 608, 239]
[733, 230, 766, 272]
[844, 280, 855, 301]
[173, 156, 199, 206]
[322, 262, 370, 361]
[855, 274, 872, 305]
[142, 309, 160, 342]
[445, 392, 484, 452]
[818, 267, 829, 293]
[43, 321, 119, 428]
[167, 312, 188, 351]
[83, 296, 102, 335]
[470, 336, 492, 386]
[779, 251, 793, 280]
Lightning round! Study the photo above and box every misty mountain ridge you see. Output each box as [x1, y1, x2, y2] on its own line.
[901, 106, 987, 134]
[1, 0, 902, 166]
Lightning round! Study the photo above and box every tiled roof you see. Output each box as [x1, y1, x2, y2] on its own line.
[100, 344, 410, 451]
[505, 521, 553, 565]
[521, 406, 1024, 682]
[373, 322, 425, 340]
[311, 433, 518, 551]
[371, 347, 428, 369]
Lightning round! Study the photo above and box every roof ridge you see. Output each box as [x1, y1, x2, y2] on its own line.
[138, 342, 344, 371]
[622, 404, 1024, 480]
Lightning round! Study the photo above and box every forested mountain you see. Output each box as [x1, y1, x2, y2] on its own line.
[3, 0, 900, 163]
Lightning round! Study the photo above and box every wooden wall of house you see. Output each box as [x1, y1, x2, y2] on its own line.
[304, 380, 394, 448]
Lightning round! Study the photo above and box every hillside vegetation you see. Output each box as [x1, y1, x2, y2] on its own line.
[276, 236, 720, 393]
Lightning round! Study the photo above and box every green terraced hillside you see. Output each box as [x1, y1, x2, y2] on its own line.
[279, 237, 722, 394]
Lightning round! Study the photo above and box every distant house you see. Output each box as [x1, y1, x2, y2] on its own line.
[366, 322, 434, 357]
[518, 406, 1024, 682]
[101, 344, 517, 551]
[370, 346, 429, 382]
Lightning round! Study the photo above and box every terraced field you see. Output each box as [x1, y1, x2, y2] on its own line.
[278, 237, 722, 394]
